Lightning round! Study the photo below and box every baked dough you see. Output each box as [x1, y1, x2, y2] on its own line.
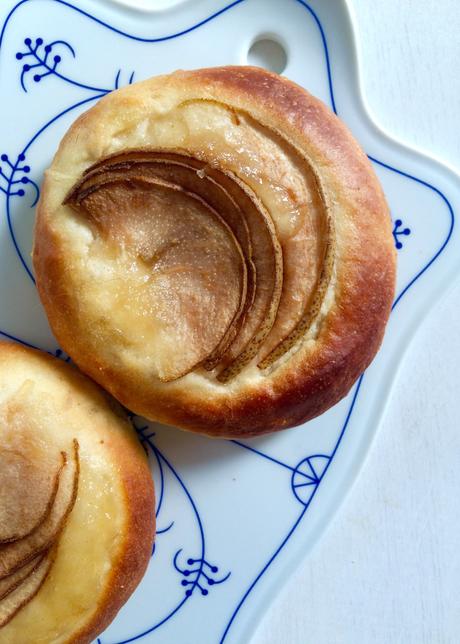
[0, 342, 154, 643]
[34, 66, 396, 437]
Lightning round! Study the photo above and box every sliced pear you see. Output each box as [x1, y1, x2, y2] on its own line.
[0, 441, 79, 579]
[0, 552, 45, 601]
[173, 99, 333, 370]
[78, 151, 253, 264]
[213, 174, 283, 381]
[77, 98, 336, 380]
[69, 159, 253, 368]
[258, 202, 335, 369]
[126, 160, 255, 368]
[67, 150, 283, 378]
[0, 446, 62, 545]
[66, 175, 246, 381]
[0, 548, 55, 627]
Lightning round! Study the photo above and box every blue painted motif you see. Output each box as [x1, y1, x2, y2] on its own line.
[16, 37, 75, 91]
[0, 153, 39, 205]
[0, 1, 455, 643]
[174, 550, 231, 597]
[15, 33, 134, 94]
[392, 218, 411, 249]
[291, 455, 330, 505]
[231, 439, 331, 505]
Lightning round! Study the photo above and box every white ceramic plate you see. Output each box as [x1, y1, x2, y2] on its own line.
[0, 1, 458, 642]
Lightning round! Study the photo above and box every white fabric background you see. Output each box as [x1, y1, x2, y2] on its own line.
[252, 1, 460, 642]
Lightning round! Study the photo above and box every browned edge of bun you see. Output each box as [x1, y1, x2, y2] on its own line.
[0, 341, 155, 641]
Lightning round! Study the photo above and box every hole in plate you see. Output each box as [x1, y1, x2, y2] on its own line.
[247, 37, 287, 74]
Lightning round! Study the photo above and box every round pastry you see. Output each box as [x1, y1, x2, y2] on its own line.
[0, 342, 155, 642]
[34, 66, 396, 438]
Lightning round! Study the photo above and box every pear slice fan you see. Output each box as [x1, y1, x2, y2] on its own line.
[0, 438, 79, 626]
[65, 136, 331, 383]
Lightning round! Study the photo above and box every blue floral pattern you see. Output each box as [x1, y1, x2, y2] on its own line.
[174, 550, 231, 597]
[392, 218, 411, 249]
[16, 37, 75, 91]
[0, 153, 39, 205]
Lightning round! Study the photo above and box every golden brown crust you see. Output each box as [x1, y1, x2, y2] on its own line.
[0, 342, 155, 642]
[33, 66, 396, 438]
[71, 429, 155, 644]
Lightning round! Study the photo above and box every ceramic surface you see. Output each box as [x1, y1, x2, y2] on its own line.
[0, 1, 458, 642]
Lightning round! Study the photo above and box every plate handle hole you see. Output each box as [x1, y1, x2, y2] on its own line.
[247, 37, 287, 74]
